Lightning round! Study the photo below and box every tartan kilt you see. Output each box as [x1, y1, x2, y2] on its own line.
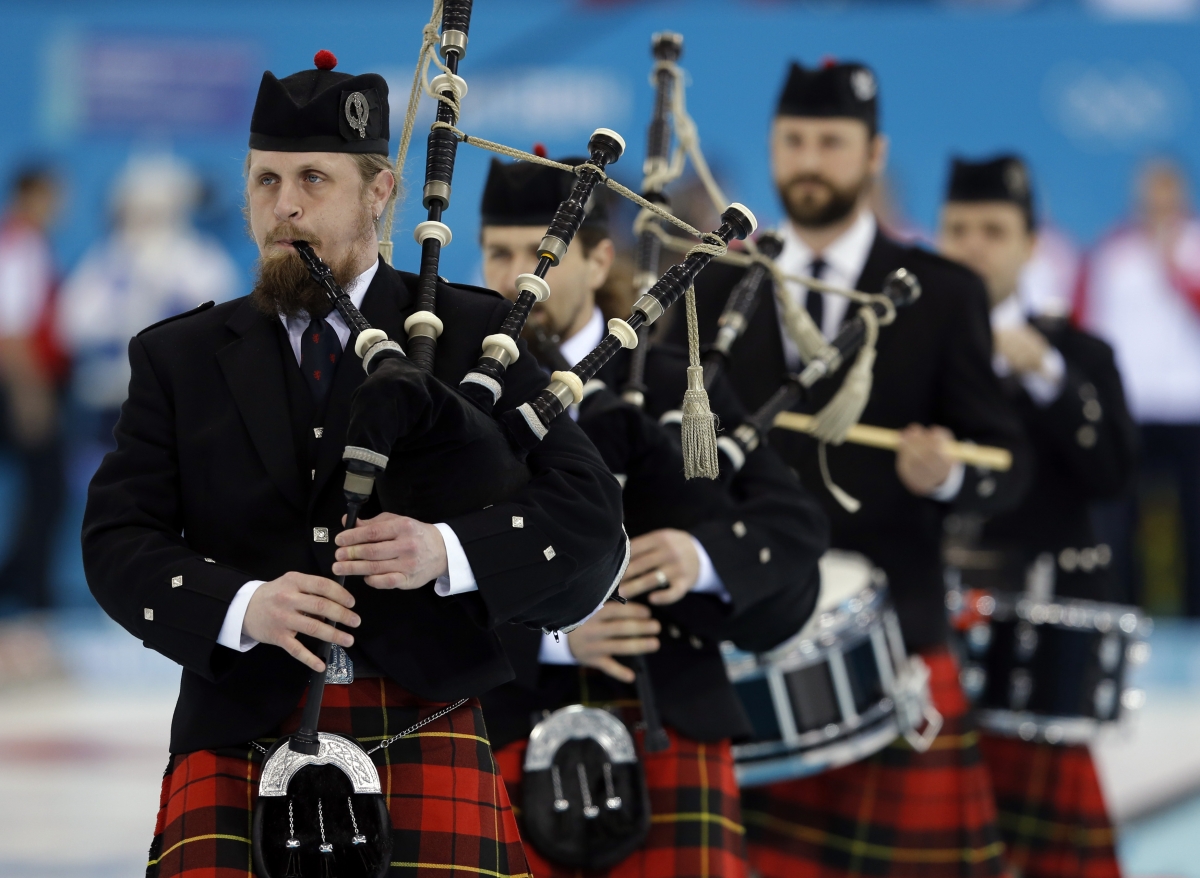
[146, 678, 530, 878]
[741, 648, 1006, 878]
[495, 724, 748, 878]
[978, 733, 1120, 878]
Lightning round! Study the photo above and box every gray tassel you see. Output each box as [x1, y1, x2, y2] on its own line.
[681, 366, 720, 479]
[680, 285, 720, 479]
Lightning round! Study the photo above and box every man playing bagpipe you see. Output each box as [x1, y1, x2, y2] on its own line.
[938, 154, 1137, 878]
[83, 52, 627, 878]
[667, 59, 1032, 877]
[474, 157, 830, 877]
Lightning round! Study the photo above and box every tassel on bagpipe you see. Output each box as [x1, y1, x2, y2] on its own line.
[407, 0, 473, 372]
[458, 128, 625, 412]
[700, 230, 785, 388]
[621, 31, 684, 409]
[702, 267, 922, 477]
[502, 202, 758, 453]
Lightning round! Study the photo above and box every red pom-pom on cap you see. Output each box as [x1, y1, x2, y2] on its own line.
[532, 143, 548, 158]
[314, 50, 338, 71]
[820, 55, 838, 69]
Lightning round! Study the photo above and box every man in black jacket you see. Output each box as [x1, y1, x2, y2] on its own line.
[668, 60, 1030, 878]
[475, 157, 829, 877]
[83, 52, 625, 878]
[939, 154, 1135, 878]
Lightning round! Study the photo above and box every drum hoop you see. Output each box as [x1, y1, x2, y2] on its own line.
[973, 709, 1105, 745]
[733, 717, 902, 787]
[987, 594, 1149, 637]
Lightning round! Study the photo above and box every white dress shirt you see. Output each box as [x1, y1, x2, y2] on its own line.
[776, 212, 964, 502]
[990, 293, 1066, 406]
[537, 307, 729, 665]
[216, 258, 479, 652]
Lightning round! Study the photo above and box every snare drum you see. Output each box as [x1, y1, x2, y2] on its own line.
[952, 588, 1152, 744]
[723, 551, 941, 787]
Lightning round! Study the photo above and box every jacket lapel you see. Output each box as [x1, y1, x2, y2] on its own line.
[310, 261, 413, 505]
[216, 299, 305, 511]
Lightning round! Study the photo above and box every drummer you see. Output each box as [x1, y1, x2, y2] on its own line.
[474, 156, 830, 877]
[938, 153, 1136, 877]
[668, 58, 1032, 877]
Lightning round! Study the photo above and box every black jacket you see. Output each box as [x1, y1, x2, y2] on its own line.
[670, 229, 1032, 650]
[83, 259, 625, 752]
[481, 343, 828, 749]
[969, 316, 1136, 603]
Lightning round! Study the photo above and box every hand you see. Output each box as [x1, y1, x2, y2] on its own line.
[994, 325, 1051, 376]
[895, 424, 955, 497]
[332, 512, 448, 589]
[619, 528, 700, 606]
[242, 572, 360, 672]
[566, 602, 661, 683]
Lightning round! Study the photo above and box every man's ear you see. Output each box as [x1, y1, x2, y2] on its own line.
[585, 238, 615, 293]
[369, 170, 395, 215]
[868, 133, 889, 178]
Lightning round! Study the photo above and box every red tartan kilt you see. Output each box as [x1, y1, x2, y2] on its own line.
[741, 648, 1006, 878]
[978, 733, 1120, 878]
[146, 679, 530, 878]
[495, 726, 748, 878]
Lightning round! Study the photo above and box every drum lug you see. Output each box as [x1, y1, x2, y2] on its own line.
[902, 703, 943, 753]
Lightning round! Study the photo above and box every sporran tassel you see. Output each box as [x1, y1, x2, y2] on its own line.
[317, 799, 337, 878]
[348, 796, 373, 873]
[680, 285, 720, 479]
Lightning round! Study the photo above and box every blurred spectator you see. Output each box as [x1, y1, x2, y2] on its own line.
[0, 166, 67, 611]
[1078, 158, 1200, 612]
[59, 153, 238, 437]
[1019, 223, 1080, 318]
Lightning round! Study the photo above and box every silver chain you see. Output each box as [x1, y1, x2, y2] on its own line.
[366, 698, 469, 755]
[249, 698, 469, 758]
[247, 695, 468, 758]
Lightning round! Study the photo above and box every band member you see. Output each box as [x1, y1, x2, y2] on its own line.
[670, 60, 1031, 877]
[939, 154, 1136, 878]
[476, 157, 829, 877]
[83, 53, 626, 877]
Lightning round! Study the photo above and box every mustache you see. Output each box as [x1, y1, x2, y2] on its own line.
[782, 174, 836, 191]
[265, 223, 323, 249]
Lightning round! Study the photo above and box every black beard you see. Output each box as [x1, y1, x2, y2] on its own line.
[777, 173, 869, 229]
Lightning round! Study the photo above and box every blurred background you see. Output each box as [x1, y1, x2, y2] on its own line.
[3, 0, 1200, 875]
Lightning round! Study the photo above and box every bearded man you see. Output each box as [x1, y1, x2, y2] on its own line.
[83, 52, 624, 877]
[668, 60, 1031, 877]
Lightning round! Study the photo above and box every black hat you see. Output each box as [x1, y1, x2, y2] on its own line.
[249, 50, 389, 155]
[480, 155, 609, 230]
[776, 59, 879, 134]
[945, 154, 1036, 229]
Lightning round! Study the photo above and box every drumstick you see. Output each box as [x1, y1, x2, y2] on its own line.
[772, 411, 1013, 472]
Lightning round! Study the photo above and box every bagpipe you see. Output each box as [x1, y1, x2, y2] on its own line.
[252, 6, 759, 876]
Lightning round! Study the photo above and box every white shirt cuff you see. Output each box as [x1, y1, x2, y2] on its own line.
[689, 535, 731, 603]
[217, 580, 264, 652]
[1020, 346, 1067, 407]
[432, 522, 479, 596]
[538, 630, 578, 664]
[928, 460, 966, 502]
